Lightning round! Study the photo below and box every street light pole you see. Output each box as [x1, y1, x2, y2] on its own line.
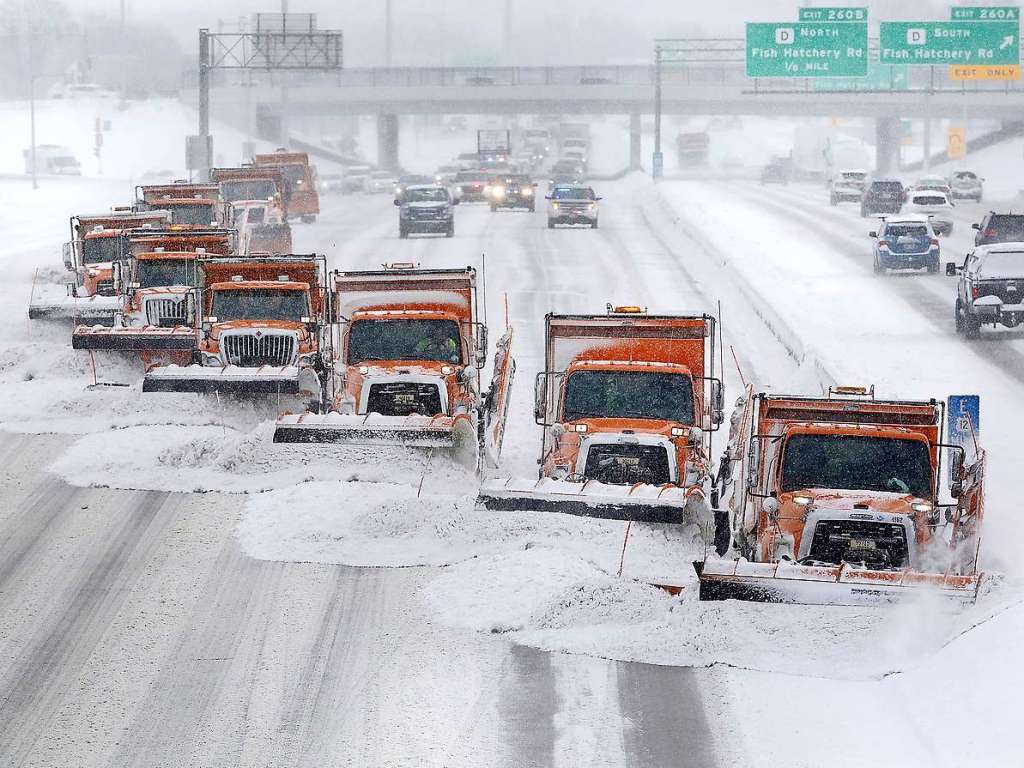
[29, 73, 37, 190]
[385, 0, 392, 66]
[653, 45, 663, 180]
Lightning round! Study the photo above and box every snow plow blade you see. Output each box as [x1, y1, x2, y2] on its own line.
[273, 412, 471, 449]
[479, 477, 702, 524]
[29, 296, 119, 323]
[143, 364, 301, 394]
[693, 559, 982, 607]
[71, 326, 196, 351]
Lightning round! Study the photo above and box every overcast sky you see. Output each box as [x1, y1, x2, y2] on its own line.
[73, 0, 951, 66]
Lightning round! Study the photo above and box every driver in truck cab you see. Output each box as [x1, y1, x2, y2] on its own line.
[413, 322, 460, 363]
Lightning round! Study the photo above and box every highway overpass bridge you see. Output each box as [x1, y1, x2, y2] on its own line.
[192, 62, 1024, 172]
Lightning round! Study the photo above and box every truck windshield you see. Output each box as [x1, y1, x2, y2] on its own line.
[347, 319, 461, 364]
[137, 259, 195, 288]
[82, 237, 120, 264]
[781, 434, 932, 498]
[562, 371, 695, 424]
[211, 289, 309, 322]
[219, 179, 277, 202]
[169, 204, 216, 225]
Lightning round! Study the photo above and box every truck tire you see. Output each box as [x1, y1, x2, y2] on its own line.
[399, 224, 408, 239]
[547, 220, 555, 229]
[927, 261, 939, 274]
[713, 511, 731, 557]
[591, 219, 599, 229]
[490, 203, 497, 212]
[445, 222, 454, 238]
[301, 214, 317, 224]
[528, 204, 535, 213]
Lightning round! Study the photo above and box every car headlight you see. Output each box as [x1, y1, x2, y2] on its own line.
[588, 203, 595, 211]
[522, 187, 533, 196]
[494, 186, 506, 198]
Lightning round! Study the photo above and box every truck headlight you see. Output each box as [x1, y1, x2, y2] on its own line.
[201, 352, 222, 367]
[522, 187, 533, 196]
[297, 353, 315, 367]
[494, 186, 506, 198]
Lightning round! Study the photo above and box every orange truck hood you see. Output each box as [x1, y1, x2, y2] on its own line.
[778, 488, 921, 518]
[566, 416, 688, 438]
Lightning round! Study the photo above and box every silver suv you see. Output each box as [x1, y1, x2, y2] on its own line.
[546, 184, 600, 229]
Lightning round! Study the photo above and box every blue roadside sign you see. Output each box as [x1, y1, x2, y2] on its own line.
[947, 394, 980, 480]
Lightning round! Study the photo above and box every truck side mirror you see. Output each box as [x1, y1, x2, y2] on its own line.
[711, 379, 724, 427]
[186, 292, 197, 324]
[393, 199, 401, 206]
[946, 262, 959, 276]
[111, 262, 123, 293]
[868, 231, 877, 238]
[533, 372, 548, 423]
[746, 440, 760, 489]
[62, 241, 74, 271]
[476, 324, 488, 364]
[972, 223, 981, 230]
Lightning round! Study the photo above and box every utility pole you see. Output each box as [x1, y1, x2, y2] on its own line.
[503, 0, 511, 64]
[279, 0, 289, 147]
[653, 45, 663, 180]
[29, 74, 37, 190]
[198, 27, 210, 177]
[385, 0, 392, 66]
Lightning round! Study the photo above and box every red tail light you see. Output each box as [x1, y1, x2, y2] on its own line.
[930, 238, 940, 247]
[984, 229, 996, 238]
[972, 285, 981, 299]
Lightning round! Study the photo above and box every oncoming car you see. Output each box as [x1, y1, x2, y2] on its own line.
[949, 170, 983, 202]
[546, 184, 600, 228]
[868, 216, 940, 275]
[948, 243, 1024, 338]
[489, 174, 536, 211]
[394, 184, 457, 238]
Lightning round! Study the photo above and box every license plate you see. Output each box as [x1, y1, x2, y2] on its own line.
[394, 393, 415, 404]
[850, 538, 877, 550]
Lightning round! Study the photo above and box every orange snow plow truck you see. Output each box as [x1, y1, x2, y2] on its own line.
[29, 209, 170, 322]
[479, 308, 725, 525]
[253, 150, 319, 223]
[697, 386, 986, 606]
[135, 181, 232, 228]
[272, 264, 515, 467]
[71, 229, 235, 353]
[142, 254, 327, 408]
[210, 166, 292, 254]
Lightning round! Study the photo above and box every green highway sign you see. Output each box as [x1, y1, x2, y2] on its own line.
[746, 21, 868, 77]
[814, 61, 907, 91]
[798, 7, 867, 22]
[879, 21, 1019, 64]
[951, 7, 1019, 21]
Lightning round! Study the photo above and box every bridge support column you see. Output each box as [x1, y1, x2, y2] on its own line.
[875, 116, 900, 176]
[629, 112, 642, 171]
[377, 113, 400, 170]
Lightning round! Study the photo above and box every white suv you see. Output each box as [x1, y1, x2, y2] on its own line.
[547, 184, 600, 229]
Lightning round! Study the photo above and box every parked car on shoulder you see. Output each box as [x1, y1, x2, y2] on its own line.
[546, 184, 600, 228]
[860, 178, 905, 217]
[869, 216, 940, 274]
[949, 170, 983, 202]
[948, 243, 1024, 337]
[906, 190, 955, 235]
[829, 169, 868, 205]
[395, 184, 457, 238]
[974, 212, 1024, 246]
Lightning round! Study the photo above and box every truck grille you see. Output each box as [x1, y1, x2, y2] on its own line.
[805, 520, 908, 569]
[366, 381, 443, 416]
[144, 297, 188, 327]
[222, 332, 296, 367]
[583, 443, 671, 485]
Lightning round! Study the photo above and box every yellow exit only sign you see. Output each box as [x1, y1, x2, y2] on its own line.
[949, 64, 1021, 79]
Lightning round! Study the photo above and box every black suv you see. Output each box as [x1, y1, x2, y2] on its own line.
[973, 212, 1024, 246]
[490, 174, 536, 212]
[395, 184, 457, 238]
[947, 244, 1024, 338]
[860, 179, 905, 217]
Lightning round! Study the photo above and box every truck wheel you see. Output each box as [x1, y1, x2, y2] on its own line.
[528, 204, 535, 213]
[301, 214, 316, 224]
[591, 219, 599, 229]
[445, 223, 454, 238]
[713, 511, 731, 557]
[927, 261, 939, 275]
[547, 220, 555, 229]
[490, 203, 497, 212]
[399, 225, 408, 239]
[830, 195, 838, 206]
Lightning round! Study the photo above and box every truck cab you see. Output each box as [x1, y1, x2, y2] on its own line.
[253, 150, 320, 223]
[136, 182, 232, 228]
[64, 211, 172, 298]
